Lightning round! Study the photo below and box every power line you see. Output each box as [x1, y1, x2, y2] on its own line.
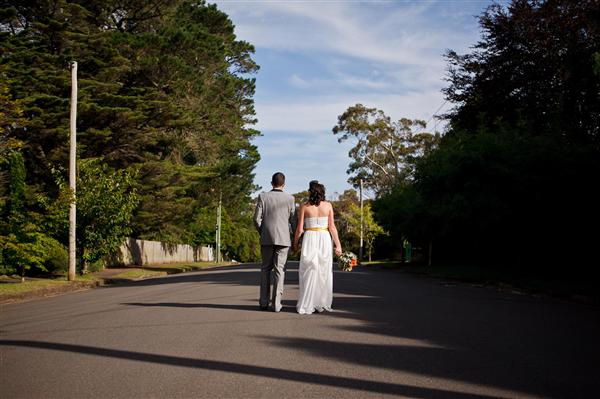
[426, 99, 448, 126]
[425, 99, 448, 131]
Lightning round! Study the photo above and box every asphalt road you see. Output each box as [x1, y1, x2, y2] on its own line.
[1, 262, 599, 399]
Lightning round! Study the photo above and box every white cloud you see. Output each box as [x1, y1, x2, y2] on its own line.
[255, 90, 447, 133]
[252, 129, 355, 195]
[287, 70, 388, 91]
[217, 0, 477, 133]
[289, 73, 311, 88]
[213, 0, 485, 194]
[333, 71, 388, 90]
[217, 1, 477, 68]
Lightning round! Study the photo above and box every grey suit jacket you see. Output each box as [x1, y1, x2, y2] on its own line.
[253, 189, 296, 246]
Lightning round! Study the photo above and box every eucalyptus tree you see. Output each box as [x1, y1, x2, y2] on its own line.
[333, 104, 439, 196]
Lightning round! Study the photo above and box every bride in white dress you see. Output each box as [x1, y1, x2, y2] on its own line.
[293, 181, 343, 314]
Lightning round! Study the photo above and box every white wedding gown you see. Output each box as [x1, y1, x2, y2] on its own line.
[297, 216, 333, 314]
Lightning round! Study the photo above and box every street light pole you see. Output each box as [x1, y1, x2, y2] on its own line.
[216, 189, 222, 263]
[359, 178, 363, 261]
[68, 61, 77, 281]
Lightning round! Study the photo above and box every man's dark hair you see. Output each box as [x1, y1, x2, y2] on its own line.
[271, 172, 285, 187]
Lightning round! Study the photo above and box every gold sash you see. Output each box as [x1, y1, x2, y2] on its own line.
[305, 227, 329, 232]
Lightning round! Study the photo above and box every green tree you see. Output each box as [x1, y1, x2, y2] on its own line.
[1, 1, 261, 260]
[444, 0, 599, 145]
[330, 189, 360, 253]
[341, 202, 385, 262]
[293, 190, 309, 206]
[76, 159, 139, 272]
[0, 151, 64, 280]
[333, 104, 440, 195]
[373, 0, 600, 267]
[220, 205, 260, 262]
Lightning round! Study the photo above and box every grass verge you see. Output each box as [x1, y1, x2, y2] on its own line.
[139, 261, 237, 273]
[0, 276, 101, 303]
[1, 261, 237, 303]
[0, 278, 70, 296]
[109, 269, 167, 280]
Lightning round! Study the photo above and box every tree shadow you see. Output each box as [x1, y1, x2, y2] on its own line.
[282, 269, 600, 398]
[0, 339, 499, 399]
[104, 263, 262, 287]
[44, 262, 600, 397]
[122, 302, 276, 312]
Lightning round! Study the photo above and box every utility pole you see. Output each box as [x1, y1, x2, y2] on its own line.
[359, 178, 363, 261]
[215, 190, 222, 263]
[68, 61, 77, 281]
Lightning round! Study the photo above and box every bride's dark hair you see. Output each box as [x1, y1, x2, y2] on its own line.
[308, 181, 325, 206]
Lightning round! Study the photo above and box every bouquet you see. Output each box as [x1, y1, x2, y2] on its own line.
[337, 251, 358, 272]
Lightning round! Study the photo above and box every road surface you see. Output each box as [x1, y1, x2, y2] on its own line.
[1, 263, 599, 398]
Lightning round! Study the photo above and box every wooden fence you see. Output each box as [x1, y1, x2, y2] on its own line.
[107, 238, 214, 266]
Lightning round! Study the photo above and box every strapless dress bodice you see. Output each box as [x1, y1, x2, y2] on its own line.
[304, 216, 328, 229]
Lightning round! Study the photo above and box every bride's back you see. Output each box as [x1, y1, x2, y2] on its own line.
[303, 201, 331, 219]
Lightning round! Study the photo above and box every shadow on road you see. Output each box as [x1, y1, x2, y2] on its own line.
[0, 339, 499, 399]
[4, 263, 599, 398]
[113, 262, 600, 398]
[104, 263, 265, 288]
[123, 302, 263, 312]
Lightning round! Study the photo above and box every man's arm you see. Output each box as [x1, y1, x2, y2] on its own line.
[289, 197, 297, 234]
[293, 204, 305, 252]
[253, 194, 263, 232]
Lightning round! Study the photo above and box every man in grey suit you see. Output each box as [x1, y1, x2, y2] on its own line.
[253, 172, 296, 312]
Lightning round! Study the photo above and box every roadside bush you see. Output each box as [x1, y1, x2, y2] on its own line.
[43, 239, 68, 274]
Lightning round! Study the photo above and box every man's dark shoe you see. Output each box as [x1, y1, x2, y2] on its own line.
[259, 306, 269, 311]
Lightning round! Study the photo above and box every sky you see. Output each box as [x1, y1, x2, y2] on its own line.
[212, 0, 500, 197]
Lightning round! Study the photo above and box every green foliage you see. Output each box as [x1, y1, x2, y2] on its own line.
[333, 104, 440, 195]
[444, 0, 599, 144]
[370, 0, 600, 266]
[42, 237, 68, 274]
[6, 151, 25, 223]
[1, 229, 68, 276]
[1, 227, 45, 277]
[77, 159, 139, 270]
[293, 190, 309, 206]
[593, 52, 600, 78]
[189, 206, 219, 248]
[330, 189, 360, 254]
[1, 1, 261, 265]
[0, 64, 27, 140]
[0, 151, 67, 277]
[220, 206, 260, 262]
[341, 202, 385, 262]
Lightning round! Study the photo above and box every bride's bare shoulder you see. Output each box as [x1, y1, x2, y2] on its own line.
[299, 202, 312, 212]
[321, 201, 333, 211]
